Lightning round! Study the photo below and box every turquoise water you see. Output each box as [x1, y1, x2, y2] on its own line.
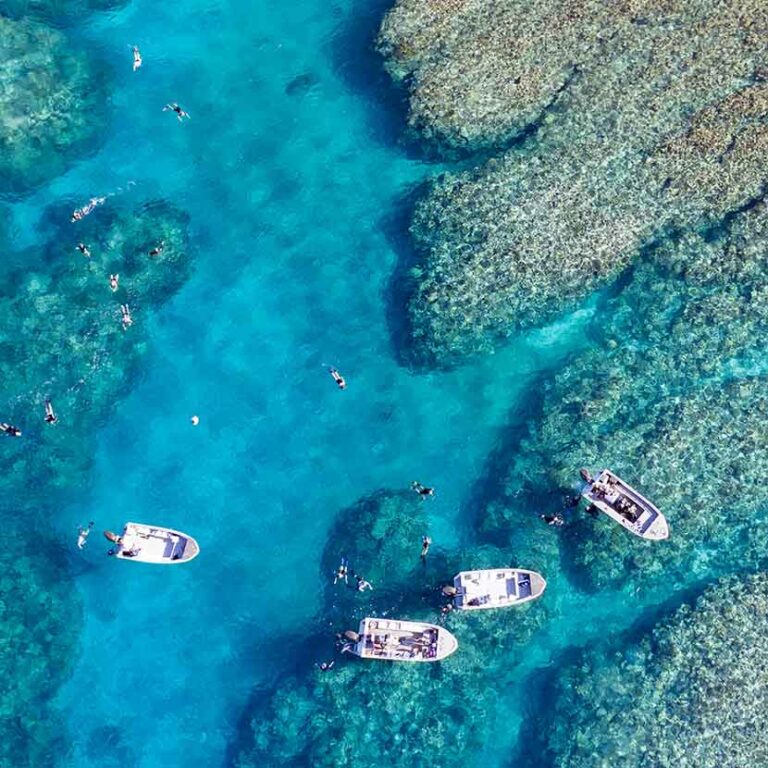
[4, 0, 755, 766]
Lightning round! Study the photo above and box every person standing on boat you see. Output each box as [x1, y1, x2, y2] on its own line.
[420, 535, 432, 560]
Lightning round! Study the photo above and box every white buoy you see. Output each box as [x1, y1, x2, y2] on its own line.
[191, 415, 200, 426]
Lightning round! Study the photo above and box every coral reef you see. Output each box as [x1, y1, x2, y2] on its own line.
[485, 202, 768, 590]
[379, 0, 768, 365]
[546, 572, 768, 768]
[1, 0, 129, 23]
[0, 198, 192, 760]
[0, 16, 107, 197]
[235, 490, 557, 768]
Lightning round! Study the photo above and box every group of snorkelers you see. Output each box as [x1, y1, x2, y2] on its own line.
[333, 556, 373, 592]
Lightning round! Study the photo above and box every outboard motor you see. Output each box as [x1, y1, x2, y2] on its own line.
[441, 585, 458, 597]
[579, 468, 593, 484]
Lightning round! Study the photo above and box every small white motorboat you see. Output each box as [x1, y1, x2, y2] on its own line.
[580, 468, 669, 541]
[451, 568, 546, 611]
[346, 617, 458, 662]
[105, 522, 200, 564]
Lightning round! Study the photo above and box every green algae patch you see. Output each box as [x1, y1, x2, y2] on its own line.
[0, 16, 107, 198]
[547, 573, 768, 768]
[379, 0, 768, 365]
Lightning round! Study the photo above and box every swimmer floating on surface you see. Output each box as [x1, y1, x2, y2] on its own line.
[109, 274, 119, 292]
[71, 196, 106, 222]
[411, 480, 435, 499]
[77, 521, 94, 550]
[329, 367, 346, 390]
[333, 556, 349, 585]
[132, 45, 142, 71]
[120, 304, 133, 330]
[0, 423, 21, 437]
[148, 240, 164, 257]
[163, 103, 190, 121]
[44, 399, 57, 424]
[76, 243, 91, 258]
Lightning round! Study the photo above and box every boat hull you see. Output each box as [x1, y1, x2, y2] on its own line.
[351, 618, 458, 662]
[113, 522, 200, 564]
[453, 568, 546, 611]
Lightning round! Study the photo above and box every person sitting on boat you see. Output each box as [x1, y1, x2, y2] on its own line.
[328, 367, 346, 390]
[0, 423, 21, 437]
[411, 481, 434, 499]
[44, 399, 57, 424]
[355, 574, 373, 592]
[333, 556, 349, 584]
[420, 535, 432, 560]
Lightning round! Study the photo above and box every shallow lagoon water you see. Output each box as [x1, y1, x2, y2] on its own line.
[2, 0, 760, 765]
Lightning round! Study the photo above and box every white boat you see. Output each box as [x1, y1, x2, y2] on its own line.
[108, 522, 200, 564]
[347, 617, 458, 662]
[452, 568, 546, 611]
[580, 468, 669, 541]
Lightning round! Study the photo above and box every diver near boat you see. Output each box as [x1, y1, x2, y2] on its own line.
[77, 522, 94, 550]
[329, 367, 346, 390]
[0, 423, 21, 437]
[163, 103, 190, 121]
[540, 513, 564, 527]
[44, 400, 57, 424]
[316, 661, 335, 672]
[411, 480, 434, 499]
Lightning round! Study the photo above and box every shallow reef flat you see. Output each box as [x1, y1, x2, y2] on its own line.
[379, 0, 768, 365]
[235, 490, 558, 768]
[546, 572, 768, 768]
[482, 202, 768, 590]
[0, 15, 107, 197]
[0, 199, 192, 762]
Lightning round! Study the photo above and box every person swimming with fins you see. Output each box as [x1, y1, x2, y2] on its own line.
[44, 399, 57, 424]
[328, 367, 346, 390]
[333, 556, 349, 584]
[0, 423, 21, 437]
[411, 480, 434, 499]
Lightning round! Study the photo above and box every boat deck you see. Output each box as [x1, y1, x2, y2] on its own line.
[354, 618, 456, 661]
[119, 523, 196, 562]
[454, 569, 542, 609]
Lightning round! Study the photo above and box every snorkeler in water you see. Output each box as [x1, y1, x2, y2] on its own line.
[76, 243, 91, 258]
[333, 556, 349, 585]
[109, 274, 119, 292]
[354, 574, 373, 592]
[44, 399, 57, 424]
[163, 103, 190, 121]
[329, 367, 346, 390]
[420, 535, 432, 560]
[0, 423, 21, 437]
[120, 304, 133, 330]
[71, 197, 106, 223]
[148, 240, 165, 257]
[77, 521, 94, 550]
[132, 45, 142, 71]
[411, 480, 435, 499]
